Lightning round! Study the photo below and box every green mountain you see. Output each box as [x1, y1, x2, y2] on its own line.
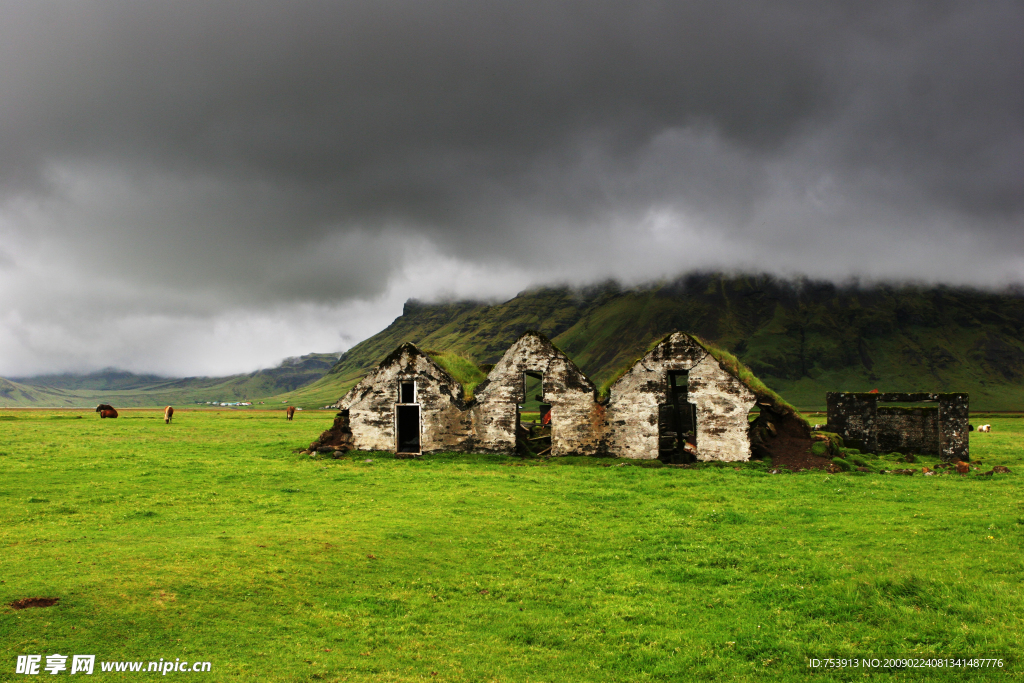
[275, 274, 1024, 410]
[2, 353, 340, 408]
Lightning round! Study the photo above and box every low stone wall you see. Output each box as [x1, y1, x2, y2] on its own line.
[825, 392, 969, 461]
[874, 407, 941, 454]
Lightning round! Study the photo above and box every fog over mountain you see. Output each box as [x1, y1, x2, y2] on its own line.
[0, 1, 1020, 376]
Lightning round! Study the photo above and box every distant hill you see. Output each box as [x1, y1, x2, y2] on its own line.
[0, 377, 76, 406]
[275, 274, 1024, 410]
[1, 353, 340, 407]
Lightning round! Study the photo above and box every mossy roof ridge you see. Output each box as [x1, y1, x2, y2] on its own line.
[372, 342, 462, 392]
[597, 331, 806, 422]
[598, 332, 678, 397]
[423, 349, 487, 395]
[689, 334, 806, 422]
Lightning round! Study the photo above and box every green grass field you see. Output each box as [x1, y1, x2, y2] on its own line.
[1, 410, 1021, 681]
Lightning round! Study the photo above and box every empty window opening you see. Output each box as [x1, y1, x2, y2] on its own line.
[399, 381, 416, 404]
[659, 370, 697, 464]
[396, 405, 421, 453]
[516, 371, 551, 457]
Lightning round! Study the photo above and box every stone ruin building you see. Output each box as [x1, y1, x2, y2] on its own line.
[606, 333, 756, 461]
[328, 342, 473, 455]
[825, 392, 969, 461]
[471, 332, 604, 457]
[309, 330, 812, 461]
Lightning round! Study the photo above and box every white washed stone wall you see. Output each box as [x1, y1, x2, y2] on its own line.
[688, 357, 756, 461]
[335, 343, 472, 453]
[607, 332, 756, 461]
[472, 332, 603, 456]
[331, 332, 756, 461]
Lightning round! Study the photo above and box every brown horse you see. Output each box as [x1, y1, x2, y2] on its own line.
[164, 406, 174, 424]
[285, 406, 296, 420]
[96, 404, 118, 419]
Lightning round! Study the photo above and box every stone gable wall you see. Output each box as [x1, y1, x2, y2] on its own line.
[335, 344, 472, 453]
[471, 332, 603, 456]
[688, 357, 757, 462]
[606, 332, 756, 461]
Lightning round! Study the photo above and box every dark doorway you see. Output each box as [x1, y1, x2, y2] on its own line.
[516, 371, 551, 457]
[659, 370, 697, 463]
[396, 405, 421, 453]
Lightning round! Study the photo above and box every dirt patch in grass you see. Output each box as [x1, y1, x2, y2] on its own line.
[769, 442, 833, 472]
[753, 410, 829, 471]
[9, 597, 59, 610]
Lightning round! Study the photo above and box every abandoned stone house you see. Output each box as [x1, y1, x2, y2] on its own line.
[471, 331, 604, 456]
[326, 330, 805, 461]
[825, 391, 969, 461]
[605, 332, 758, 462]
[334, 342, 473, 455]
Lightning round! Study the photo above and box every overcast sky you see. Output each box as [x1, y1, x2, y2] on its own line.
[1, 0, 1021, 377]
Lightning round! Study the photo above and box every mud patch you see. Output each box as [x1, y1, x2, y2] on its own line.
[9, 597, 59, 610]
[768, 437, 832, 472]
[751, 409, 828, 471]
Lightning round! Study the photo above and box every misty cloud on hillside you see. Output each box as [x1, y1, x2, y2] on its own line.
[0, 0, 1021, 375]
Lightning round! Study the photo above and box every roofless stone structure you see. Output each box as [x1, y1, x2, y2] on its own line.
[471, 331, 604, 456]
[326, 332, 964, 462]
[605, 332, 757, 462]
[825, 391, 969, 461]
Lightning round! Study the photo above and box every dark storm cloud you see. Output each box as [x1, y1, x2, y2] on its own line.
[3, 1, 1020, 232]
[0, 0, 1020, 375]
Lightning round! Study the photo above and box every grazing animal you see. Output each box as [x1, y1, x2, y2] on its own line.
[96, 404, 118, 419]
[978, 424, 991, 433]
[164, 406, 174, 424]
[285, 406, 296, 420]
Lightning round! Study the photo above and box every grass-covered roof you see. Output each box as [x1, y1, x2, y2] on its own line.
[423, 349, 487, 401]
[600, 331, 807, 425]
[688, 334, 807, 424]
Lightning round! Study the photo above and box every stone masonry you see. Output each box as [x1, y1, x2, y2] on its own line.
[606, 333, 757, 461]
[329, 333, 969, 463]
[471, 331, 604, 456]
[825, 392, 969, 461]
[335, 342, 473, 454]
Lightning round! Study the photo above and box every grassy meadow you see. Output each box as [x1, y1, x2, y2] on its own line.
[1, 409, 1022, 681]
